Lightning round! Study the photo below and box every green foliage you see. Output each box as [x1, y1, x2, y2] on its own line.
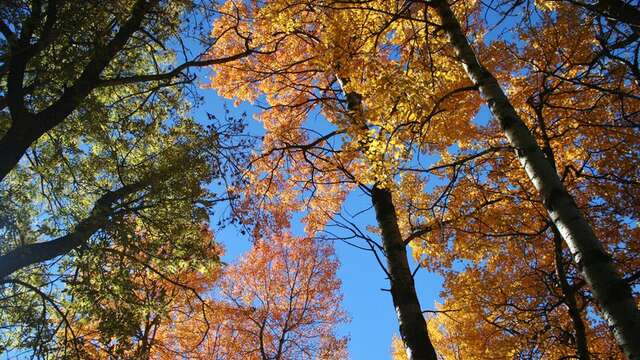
[0, 0, 247, 357]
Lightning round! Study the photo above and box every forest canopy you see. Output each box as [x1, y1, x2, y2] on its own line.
[1, 0, 639, 359]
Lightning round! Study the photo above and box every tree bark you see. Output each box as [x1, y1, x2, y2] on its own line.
[0, 124, 37, 183]
[431, 1, 640, 358]
[372, 186, 438, 360]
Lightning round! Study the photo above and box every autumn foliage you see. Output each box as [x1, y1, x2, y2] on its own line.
[152, 234, 348, 360]
[2, 0, 639, 359]
[206, 0, 640, 359]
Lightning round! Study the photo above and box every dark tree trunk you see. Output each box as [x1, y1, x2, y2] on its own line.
[0, 0, 157, 182]
[0, 124, 36, 182]
[553, 229, 590, 360]
[336, 74, 438, 359]
[372, 186, 438, 360]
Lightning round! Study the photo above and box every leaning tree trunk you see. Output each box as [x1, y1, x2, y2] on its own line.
[431, 1, 640, 358]
[0, 183, 144, 279]
[372, 186, 438, 360]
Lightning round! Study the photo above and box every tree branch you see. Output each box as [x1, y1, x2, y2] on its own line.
[96, 49, 253, 87]
[0, 182, 145, 279]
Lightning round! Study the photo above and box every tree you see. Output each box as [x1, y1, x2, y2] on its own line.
[429, 0, 640, 357]
[152, 233, 349, 360]
[4, 0, 637, 357]
[206, 1, 484, 359]
[0, 115, 229, 356]
[396, 1, 639, 357]
[45, 226, 223, 359]
[0, 0, 252, 181]
[0, 0, 254, 355]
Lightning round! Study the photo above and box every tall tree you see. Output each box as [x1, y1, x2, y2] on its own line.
[0, 0, 252, 181]
[206, 1, 483, 358]
[398, 2, 639, 357]
[0, 0, 254, 355]
[0, 111, 232, 356]
[429, 0, 640, 357]
[341, 82, 438, 359]
[206, 0, 639, 358]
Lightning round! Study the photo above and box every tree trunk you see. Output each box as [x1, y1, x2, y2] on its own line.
[372, 186, 438, 360]
[337, 76, 437, 359]
[0, 0, 157, 182]
[431, 1, 640, 358]
[554, 228, 590, 360]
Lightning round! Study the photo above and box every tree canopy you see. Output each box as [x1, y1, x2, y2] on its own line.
[1, 0, 639, 359]
[0, 0, 251, 356]
[207, 0, 639, 358]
